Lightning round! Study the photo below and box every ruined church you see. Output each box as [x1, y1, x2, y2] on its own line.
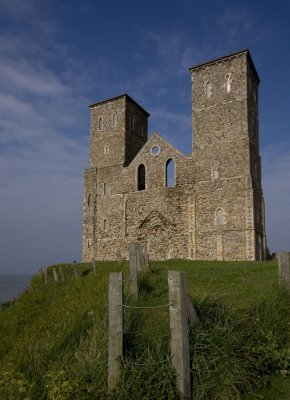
[82, 49, 267, 262]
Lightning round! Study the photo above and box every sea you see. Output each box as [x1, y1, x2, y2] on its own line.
[0, 275, 32, 304]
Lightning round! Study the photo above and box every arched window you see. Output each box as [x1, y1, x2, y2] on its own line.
[104, 145, 109, 155]
[212, 168, 219, 179]
[137, 164, 145, 191]
[98, 116, 103, 131]
[225, 74, 231, 93]
[166, 159, 175, 187]
[103, 182, 107, 195]
[103, 219, 107, 231]
[87, 194, 91, 206]
[205, 82, 212, 99]
[216, 208, 224, 225]
[112, 113, 118, 128]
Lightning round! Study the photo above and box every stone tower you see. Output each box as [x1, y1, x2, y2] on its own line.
[82, 50, 267, 262]
[189, 50, 266, 260]
[83, 95, 149, 261]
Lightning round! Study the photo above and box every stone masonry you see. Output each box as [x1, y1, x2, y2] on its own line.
[82, 49, 267, 261]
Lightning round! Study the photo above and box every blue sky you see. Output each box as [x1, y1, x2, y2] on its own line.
[0, 0, 290, 274]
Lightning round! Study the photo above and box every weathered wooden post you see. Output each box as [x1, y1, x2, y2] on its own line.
[138, 244, 145, 270]
[278, 252, 289, 285]
[116, 250, 122, 264]
[129, 243, 138, 298]
[143, 245, 149, 270]
[136, 244, 142, 271]
[59, 266, 65, 282]
[44, 267, 48, 284]
[92, 260, 96, 277]
[53, 268, 58, 283]
[129, 258, 138, 299]
[129, 243, 137, 269]
[168, 271, 191, 399]
[108, 272, 123, 392]
[72, 262, 79, 279]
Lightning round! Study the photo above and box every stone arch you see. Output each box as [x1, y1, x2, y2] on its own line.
[225, 74, 231, 93]
[216, 208, 225, 225]
[205, 81, 212, 99]
[137, 164, 146, 191]
[165, 159, 175, 187]
[112, 112, 118, 128]
[98, 116, 103, 131]
[212, 167, 219, 179]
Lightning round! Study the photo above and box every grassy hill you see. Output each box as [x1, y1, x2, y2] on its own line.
[1, 260, 290, 399]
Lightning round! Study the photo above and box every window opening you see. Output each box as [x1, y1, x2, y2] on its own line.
[151, 145, 160, 156]
[103, 219, 107, 231]
[112, 113, 118, 128]
[104, 146, 109, 155]
[103, 182, 107, 195]
[137, 164, 146, 191]
[87, 194, 91, 206]
[226, 74, 231, 93]
[166, 159, 175, 187]
[212, 168, 219, 179]
[216, 208, 224, 225]
[98, 116, 103, 131]
[205, 82, 212, 99]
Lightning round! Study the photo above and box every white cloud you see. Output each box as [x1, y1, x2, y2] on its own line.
[0, 4, 90, 273]
[0, 61, 70, 96]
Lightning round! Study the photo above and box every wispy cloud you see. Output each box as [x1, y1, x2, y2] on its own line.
[0, 2, 89, 272]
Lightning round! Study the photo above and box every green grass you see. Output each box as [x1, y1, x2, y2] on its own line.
[0, 259, 290, 399]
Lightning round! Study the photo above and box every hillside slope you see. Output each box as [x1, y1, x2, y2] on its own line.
[1, 260, 290, 399]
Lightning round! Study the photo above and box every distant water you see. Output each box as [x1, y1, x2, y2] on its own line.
[0, 275, 32, 304]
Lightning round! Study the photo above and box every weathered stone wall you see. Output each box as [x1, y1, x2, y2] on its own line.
[89, 95, 148, 169]
[190, 50, 266, 260]
[82, 50, 267, 262]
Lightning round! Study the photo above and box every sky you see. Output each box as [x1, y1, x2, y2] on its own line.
[0, 0, 290, 274]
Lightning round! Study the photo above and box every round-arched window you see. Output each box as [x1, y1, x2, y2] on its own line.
[151, 145, 160, 156]
[216, 208, 224, 225]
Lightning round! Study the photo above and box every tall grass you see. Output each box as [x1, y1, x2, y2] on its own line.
[0, 260, 290, 399]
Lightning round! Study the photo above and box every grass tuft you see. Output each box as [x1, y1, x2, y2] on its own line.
[1, 259, 290, 399]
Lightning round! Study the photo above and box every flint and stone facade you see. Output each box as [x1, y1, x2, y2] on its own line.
[82, 50, 267, 261]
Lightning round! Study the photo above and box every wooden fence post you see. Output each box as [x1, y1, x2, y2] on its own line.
[108, 272, 123, 392]
[116, 250, 122, 264]
[143, 245, 149, 270]
[139, 244, 146, 270]
[278, 252, 289, 285]
[44, 267, 48, 284]
[129, 255, 138, 299]
[136, 244, 142, 271]
[59, 266, 65, 282]
[129, 243, 137, 267]
[168, 271, 191, 399]
[92, 260, 96, 277]
[72, 262, 79, 279]
[53, 268, 58, 283]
